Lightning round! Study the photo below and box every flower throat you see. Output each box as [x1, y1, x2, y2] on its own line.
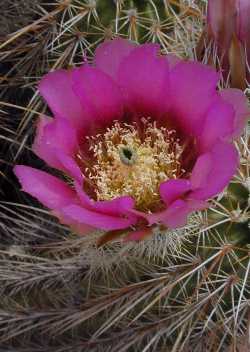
[82, 119, 185, 212]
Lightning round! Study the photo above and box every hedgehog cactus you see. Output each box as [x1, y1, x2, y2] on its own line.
[0, 1, 249, 351]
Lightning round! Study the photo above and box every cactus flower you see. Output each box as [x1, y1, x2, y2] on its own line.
[14, 38, 248, 241]
[201, 0, 250, 89]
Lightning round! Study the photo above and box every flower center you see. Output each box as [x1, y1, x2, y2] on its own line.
[82, 119, 185, 212]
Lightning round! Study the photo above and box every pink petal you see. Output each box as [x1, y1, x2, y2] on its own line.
[160, 179, 191, 205]
[199, 97, 235, 151]
[14, 166, 76, 210]
[163, 200, 190, 228]
[190, 142, 238, 200]
[33, 115, 52, 157]
[74, 181, 137, 220]
[94, 38, 137, 80]
[146, 199, 207, 229]
[33, 115, 79, 167]
[163, 199, 207, 228]
[220, 88, 249, 138]
[169, 61, 219, 136]
[117, 43, 170, 118]
[190, 153, 212, 190]
[53, 210, 96, 234]
[145, 199, 186, 227]
[92, 197, 136, 217]
[60, 204, 135, 231]
[72, 66, 124, 136]
[55, 153, 83, 182]
[38, 69, 85, 131]
[33, 115, 82, 181]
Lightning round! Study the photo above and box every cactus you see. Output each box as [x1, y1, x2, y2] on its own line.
[0, 1, 249, 351]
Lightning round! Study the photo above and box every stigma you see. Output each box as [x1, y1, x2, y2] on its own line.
[119, 146, 137, 165]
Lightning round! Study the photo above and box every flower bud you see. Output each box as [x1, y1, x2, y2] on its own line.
[207, 0, 237, 52]
[198, 0, 250, 89]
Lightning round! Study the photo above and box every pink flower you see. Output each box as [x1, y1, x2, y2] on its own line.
[201, 0, 250, 89]
[14, 38, 248, 241]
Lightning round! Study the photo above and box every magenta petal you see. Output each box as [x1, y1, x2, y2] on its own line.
[163, 199, 207, 228]
[117, 44, 170, 117]
[60, 204, 135, 231]
[72, 66, 124, 135]
[94, 38, 137, 80]
[199, 98, 235, 151]
[32, 115, 57, 168]
[145, 200, 186, 227]
[53, 210, 96, 234]
[14, 166, 76, 209]
[55, 153, 83, 183]
[162, 201, 189, 228]
[73, 181, 93, 208]
[33, 115, 79, 168]
[220, 88, 249, 139]
[190, 153, 212, 190]
[38, 69, 85, 130]
[146, 199, 207, 228]
[160, 179, 191, 205]
[74, 182, 137, 219]
[190, 142, 238, 200]
[93, 197, 136, 217]
[33, 115, 82, 181]
[169, 61, 219, 136]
